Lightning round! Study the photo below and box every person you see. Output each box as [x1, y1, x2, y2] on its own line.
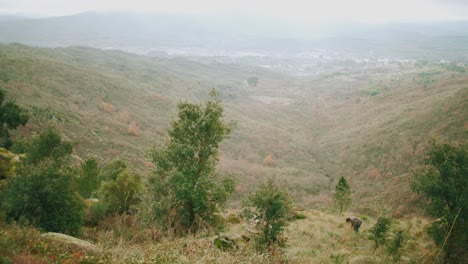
[346, 217, 362, 232]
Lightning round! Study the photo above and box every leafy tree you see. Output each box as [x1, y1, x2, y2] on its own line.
[334, 176, 351, 213]
[2, 128, 84, 235]
[412, 140, 467, 263]
[23, 127, 73, 165]
[150, 91, 233, 235]
[100, 170, 142, 214]
[99, 159, 127, 181]
[243, 178, 293, 253]
[75, 157, 101, 198]
[0, 89, 29, 148]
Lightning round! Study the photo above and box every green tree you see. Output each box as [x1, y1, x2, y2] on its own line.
[100, 159, 127, 181]
[412, 140, 467, 263]
[334, 176, 351, 213]
[2, 128, 84, 235]
[243, 178, 293, 253]
[150, 91, 233, 235]
[75, 157, 101, 199]
[0, 89, 29, 148]
[100, 170, 142, 214]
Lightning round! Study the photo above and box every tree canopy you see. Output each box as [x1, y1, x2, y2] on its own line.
[2, 128, 84, 235]
[150, 91, 233, 235]
[0, 89, 28, 148]
[412, 140, 467, 263]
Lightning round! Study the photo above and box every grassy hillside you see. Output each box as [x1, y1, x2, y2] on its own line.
[1, 210, 437, 263]
[1, 43, 467, 215]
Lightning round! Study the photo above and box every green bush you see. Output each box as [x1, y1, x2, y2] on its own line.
[4, 159, 84, 235]
[75, 157, 101, 199]
[243, 178, 293, 253]
[412, 140, 467, 262]
[2, 128, 84, 235]
[0, 89, 29, 148]
[387, 230, 406, 261]
[371, 217, 391, 250]
[99, 159, 127, 181]
[100, 170, 142, 214]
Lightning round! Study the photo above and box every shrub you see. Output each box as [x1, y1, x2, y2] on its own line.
[387, 230, 406, 261]
[127, 121, 140, 136]
[100, 170, 142, 214]
[4, 159, 84, 235]
[2, 128, 84, 235]
[0, 89, 29, 148]
[99, 101, 114, 113]
[371, 217, 391, 250]
[412, 140, 467, 262]
[99, 159, 127, 181]
[243, 178, 293, 253]
[74, 157, 101, 199]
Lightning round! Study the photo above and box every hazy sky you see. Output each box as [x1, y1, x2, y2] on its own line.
[0, 0, 467, 23]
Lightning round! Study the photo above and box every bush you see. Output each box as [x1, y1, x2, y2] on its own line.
[243, 178, 293, 253]
[4, 159, 84, 235]
[0, 89, 29, 148]
[2, 128, 84, 235]
[412, 140, 467, 262]
[100, 170, 142, 214]
[371, 217, 391, 250]
[75, 157, 101, 199]
[387, 230, 406, 261]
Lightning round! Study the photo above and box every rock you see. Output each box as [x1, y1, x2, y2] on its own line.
[214, 236, 238, 251]
[41, 232, 100, 253]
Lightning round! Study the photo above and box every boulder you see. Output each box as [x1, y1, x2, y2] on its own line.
[41, 232, 100, 253]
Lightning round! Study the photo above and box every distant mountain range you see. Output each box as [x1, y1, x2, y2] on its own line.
[1, 12, 468, 60]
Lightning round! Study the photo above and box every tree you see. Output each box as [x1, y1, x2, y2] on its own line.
[0, 89, 29, 148]
[334, 176, 351, 213]
[150, 91, 233, 235]
[75, 157, 101, 199]
[412, 140, 467, 263]
[2, 128, 84, 235]
[100, 170, 142, 214]
[243, 178, 294, 253]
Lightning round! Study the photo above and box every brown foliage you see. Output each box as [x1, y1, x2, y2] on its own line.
[99, 101, 114, 113]
[263, 154, 277, 167]
[127, 121, 140, 136]
[107, 149, 119, 156]
[116, 109, 132, 124]
[12, 254, 49, 264]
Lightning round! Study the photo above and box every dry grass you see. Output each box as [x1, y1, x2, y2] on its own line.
[84, 210, 436, 263]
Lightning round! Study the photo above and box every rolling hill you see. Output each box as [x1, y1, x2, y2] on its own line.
[1, 43, 466, 215]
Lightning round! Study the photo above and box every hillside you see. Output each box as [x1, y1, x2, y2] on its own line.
[1, 43, 467, 214]
[0, 209, 437, 263]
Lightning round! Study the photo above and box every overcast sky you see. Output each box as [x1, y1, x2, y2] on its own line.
[0, 0, 467, 23]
